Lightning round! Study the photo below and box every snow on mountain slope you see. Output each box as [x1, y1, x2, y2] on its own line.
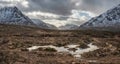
[0, 6, 35, 26]
[59, 24, 78, 30]
[80, 4, 120, 31]
[46, 23, 58, 29]
[32, 19, 57, 29]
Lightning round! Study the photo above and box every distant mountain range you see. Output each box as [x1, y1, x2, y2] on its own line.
[1, 5, 120, 31]
[59, 24, 78, 30]
[80, 4, 120, 31]
[0, 6, 57, 29]
[32, 19, 57, 29]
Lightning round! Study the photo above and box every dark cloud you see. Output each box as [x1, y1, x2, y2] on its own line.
[76, 0, 120, 14]
[25, 0, 75, 15]
[0, 0, 120, 15]
[26, 0, 120, 15]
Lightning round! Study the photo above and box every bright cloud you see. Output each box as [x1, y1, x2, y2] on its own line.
[44, 20, 67, 27]
[25, 11, 60, 19]
[21, 0, 29, 8]
[0, 0, 29, 8]
[25, 10, 95, 27]
[0, 0, 21, 2]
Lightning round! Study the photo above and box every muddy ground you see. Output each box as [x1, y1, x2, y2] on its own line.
[0, 24, 120, 64]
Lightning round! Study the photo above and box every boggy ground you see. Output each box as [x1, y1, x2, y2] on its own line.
[0, 24, 120, 64]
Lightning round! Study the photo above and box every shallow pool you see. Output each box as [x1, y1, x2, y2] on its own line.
[27, 43, 99, 58]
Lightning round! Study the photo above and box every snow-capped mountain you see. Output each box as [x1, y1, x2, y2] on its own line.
[59, 24, 78, 30]
[32, 19, 57, 29]
[80, 4, 120, 31]
[0, 6, 35, 26]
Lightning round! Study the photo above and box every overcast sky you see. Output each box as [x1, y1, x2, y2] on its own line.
[0, 0, 120, 27]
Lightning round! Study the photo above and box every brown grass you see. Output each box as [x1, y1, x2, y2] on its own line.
[0, 24, 120, 64]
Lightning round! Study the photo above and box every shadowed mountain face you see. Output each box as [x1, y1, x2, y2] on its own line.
[80, 4, 120, 31]
[0, 7, 35, 26]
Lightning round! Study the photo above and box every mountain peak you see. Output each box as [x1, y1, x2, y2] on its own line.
[0, 6, 35, 26]
[0, 6, 19, 11]
[80, 4, 120, 31]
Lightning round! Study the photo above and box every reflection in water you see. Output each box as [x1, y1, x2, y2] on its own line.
[27, 43, 99, 58]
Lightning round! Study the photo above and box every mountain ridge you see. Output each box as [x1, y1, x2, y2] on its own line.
[0, 6, 58, 29]
[80, 4, 120, 31]
[32, 19, 57, 29]
[0, 6, 35, 26]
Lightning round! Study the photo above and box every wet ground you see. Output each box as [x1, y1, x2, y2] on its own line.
[0, 24, 120, 64]
[27, 43, 99, 58]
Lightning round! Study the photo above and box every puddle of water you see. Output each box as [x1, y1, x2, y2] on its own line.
[88, 60, 97, 63]
[27, 46, 41, 51]
[66, 45, 79, 48]
[27, 43, 99, 58]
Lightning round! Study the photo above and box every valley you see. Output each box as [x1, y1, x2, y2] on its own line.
[0, 24, 120, 64]
[0, 1, 120, 64]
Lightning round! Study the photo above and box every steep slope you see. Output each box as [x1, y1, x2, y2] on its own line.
[59, 24, 78, 30]
[0, 6, 35, 26]
[80, 4, 120, 31]
[32, 19, 57, 29]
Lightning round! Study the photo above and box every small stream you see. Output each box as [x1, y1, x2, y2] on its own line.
[27, 43, 99, 58]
